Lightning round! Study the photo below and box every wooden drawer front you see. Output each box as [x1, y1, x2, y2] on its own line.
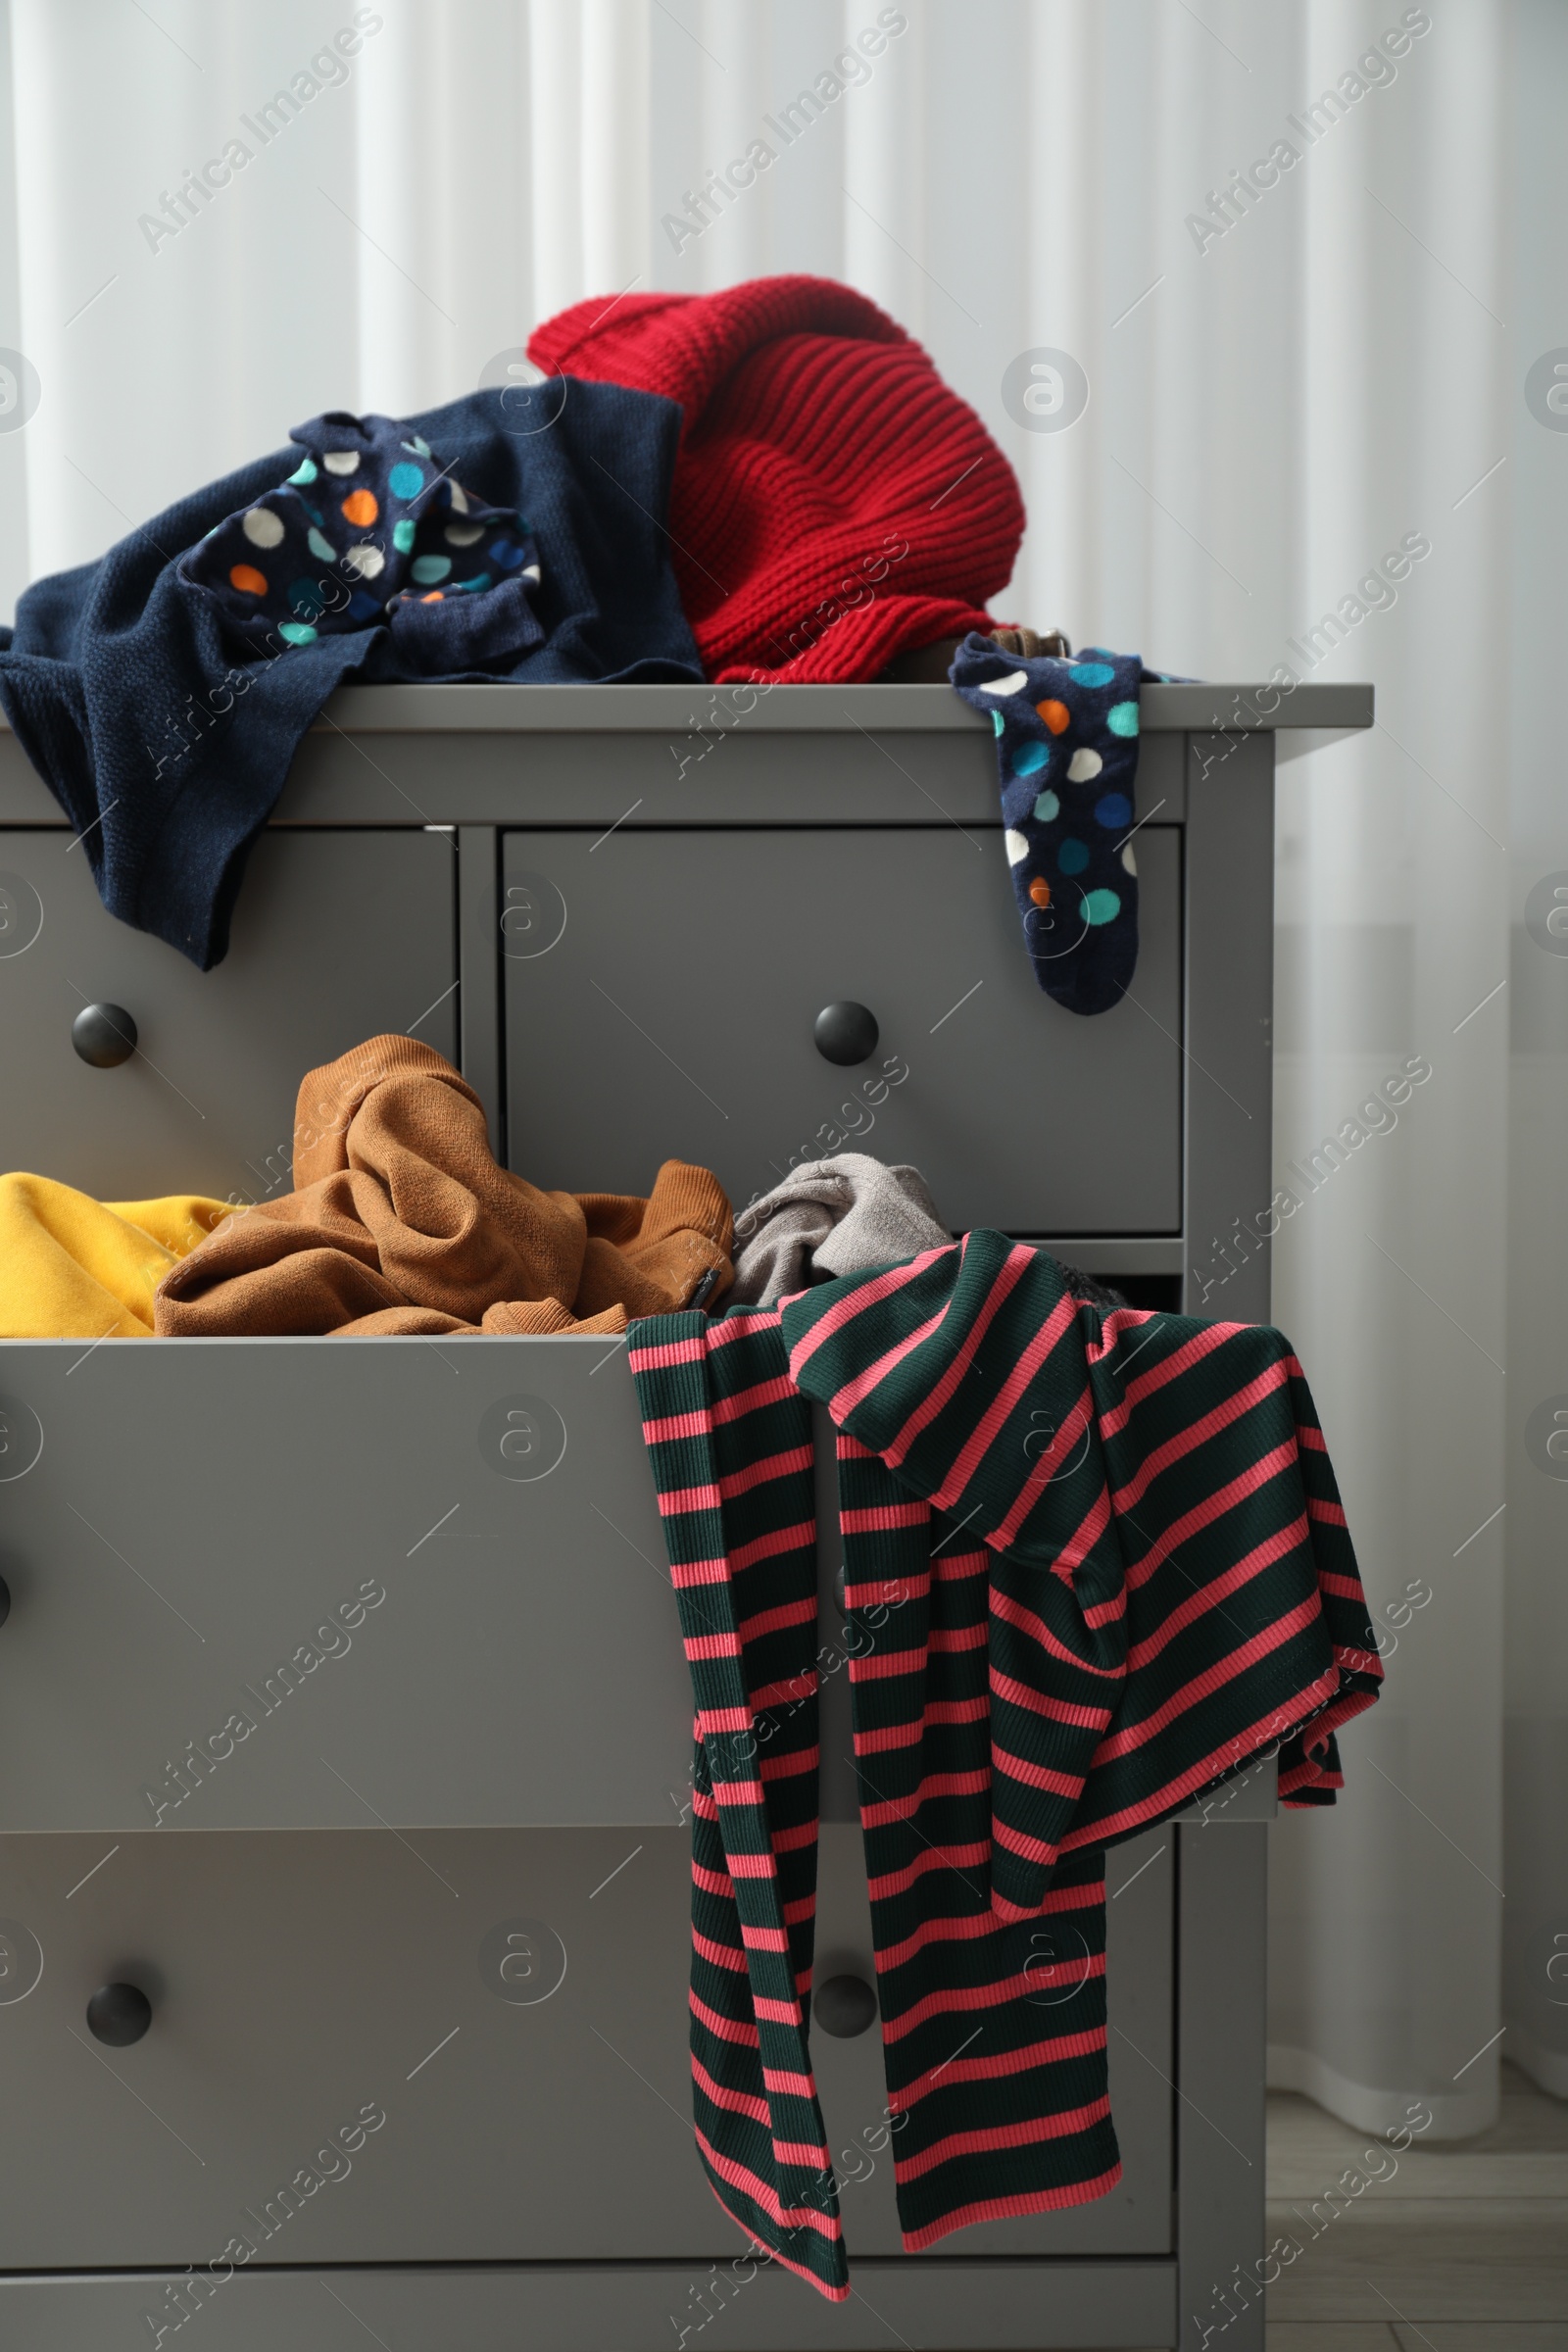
[0, 829, 456, 1203]
[501, 826, 1181, 1236]
[0, 1336, 692, 1833]
[0, 1825, 1170, 2270]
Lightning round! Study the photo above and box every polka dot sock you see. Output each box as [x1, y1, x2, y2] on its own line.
[951, 633, 1147, 1016]
[179, 412, 544, 669]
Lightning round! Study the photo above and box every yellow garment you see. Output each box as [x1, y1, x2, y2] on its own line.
[0, 1173, 235, 1338]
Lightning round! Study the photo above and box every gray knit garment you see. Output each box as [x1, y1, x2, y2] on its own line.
[728, 1153, 951, 1307]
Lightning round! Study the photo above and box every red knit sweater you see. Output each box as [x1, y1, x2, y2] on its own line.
[528, 276, 1025, 683]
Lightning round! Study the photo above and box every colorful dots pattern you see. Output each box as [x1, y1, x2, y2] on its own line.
[951, 634, 1147, 1016]
[180, 410, 543, 663]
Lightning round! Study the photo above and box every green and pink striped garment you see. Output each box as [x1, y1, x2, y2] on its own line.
[628, 1231, 1381, 2298]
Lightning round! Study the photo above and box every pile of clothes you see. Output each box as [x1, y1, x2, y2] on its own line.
[0, 271, 1166, 1011]
[0, 277, 1024, 969]
[0, 1032, 1149, 1343]
[0, 1038, 720, 1340]
[0, 1036, 976, 1341]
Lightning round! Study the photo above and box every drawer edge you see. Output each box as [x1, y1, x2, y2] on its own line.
[0, 2258, 1179, 2350]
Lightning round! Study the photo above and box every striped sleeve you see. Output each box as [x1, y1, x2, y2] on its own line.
[836, 1431, 1121, 2249]
[628, 1307, 850, 2301]
[1068, 1315, 1382, 1838]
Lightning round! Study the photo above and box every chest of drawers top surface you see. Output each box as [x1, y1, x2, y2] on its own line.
[0, 678, 1369, 830]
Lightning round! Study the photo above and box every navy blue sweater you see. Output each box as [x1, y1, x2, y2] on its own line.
[0, 382, 702, 967]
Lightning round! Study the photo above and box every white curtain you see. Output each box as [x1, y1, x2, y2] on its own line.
[1, 0, 1561, 2135]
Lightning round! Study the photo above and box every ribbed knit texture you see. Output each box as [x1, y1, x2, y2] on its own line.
[629, 1235, 1381, 2296]
[630, 1307, 845, 2295]
[529, 276, 1025, 683]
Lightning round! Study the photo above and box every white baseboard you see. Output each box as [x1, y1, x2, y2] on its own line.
[1505, 2020, 1568, 2099]
[1266, 2040, 1497, 2140]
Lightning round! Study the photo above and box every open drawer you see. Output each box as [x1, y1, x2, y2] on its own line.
[0, 1335, 1279, 1842]
[0, 1335, 691, 1833]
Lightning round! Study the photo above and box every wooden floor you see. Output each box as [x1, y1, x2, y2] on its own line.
[1263, 2063, 1568, 2351]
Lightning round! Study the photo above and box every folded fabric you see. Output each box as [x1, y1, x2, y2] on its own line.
[628, 1234, 1381, 2294]
[0, 385, 702, 969]
[729, 1152, 1125, 1314]
[952, 636, 1150, 1015]
[0, 1174, 234, 1339]
[154, 1036, 731, 1338]
[728, 1153, 950, 1305]
[529, 275, 1024, 683]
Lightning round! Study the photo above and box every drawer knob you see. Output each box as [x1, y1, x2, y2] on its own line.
[814, 1973, 877, 2038]
[813, 1002, 879, 1068]
[87, 1982, 152, 2046]
[72, 1004, 138, 1069]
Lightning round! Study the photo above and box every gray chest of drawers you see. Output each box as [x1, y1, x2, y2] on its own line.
[0, 678, 1369, 2351]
